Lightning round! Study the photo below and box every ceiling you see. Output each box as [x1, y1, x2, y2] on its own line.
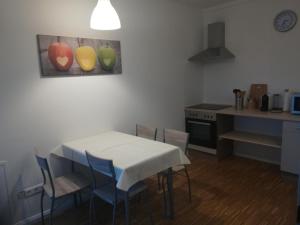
[175, 0, 238, 8]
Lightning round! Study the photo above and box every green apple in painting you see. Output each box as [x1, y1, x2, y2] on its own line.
[48, 42, 74, 71]
[98, 46, 116, 71]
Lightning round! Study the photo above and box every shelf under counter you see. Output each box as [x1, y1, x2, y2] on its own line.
[219, 130, 282, 149]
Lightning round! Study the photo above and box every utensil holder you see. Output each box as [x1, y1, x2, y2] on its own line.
[235, 95, 244, 111]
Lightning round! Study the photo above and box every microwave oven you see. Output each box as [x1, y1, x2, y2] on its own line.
[291, 93, 300, 114]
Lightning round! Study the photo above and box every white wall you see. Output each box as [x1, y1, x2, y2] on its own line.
[202, 0, 300, 104]
[0, 0, 203, 223]
[201, 0, 300, 163]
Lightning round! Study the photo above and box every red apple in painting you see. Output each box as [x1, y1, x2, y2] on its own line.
[48, 42, 73, 71]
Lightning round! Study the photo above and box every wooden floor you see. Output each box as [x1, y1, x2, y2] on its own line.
[35, 150, 298, 225]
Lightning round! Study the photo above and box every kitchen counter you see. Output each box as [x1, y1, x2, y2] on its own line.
[216, 107, 300, 175]
[218, 107, 300, 122]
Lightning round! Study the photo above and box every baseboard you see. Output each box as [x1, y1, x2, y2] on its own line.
[188, 144, 217, 155]
[14, 209, 50, 225]
[234, 152, 280, 165]
[14, 199, 75, 225]
[14, 191, 90, 225]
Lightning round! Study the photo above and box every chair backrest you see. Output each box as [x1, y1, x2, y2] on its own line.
[35, 154, 50, 171]
[163, 129, 189, 155]
[85, 151, 116, 190]
[136, 124, 157, 140]
[35, 153, 55, 196]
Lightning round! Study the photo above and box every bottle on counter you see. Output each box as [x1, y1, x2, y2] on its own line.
[283, 89, 290, 112]
[260, 94, 269, 112]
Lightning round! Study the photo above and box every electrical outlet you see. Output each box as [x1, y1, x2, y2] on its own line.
[17, 184, 43, 199]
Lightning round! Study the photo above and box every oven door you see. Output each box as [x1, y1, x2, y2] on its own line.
[185, 118, 217, 149]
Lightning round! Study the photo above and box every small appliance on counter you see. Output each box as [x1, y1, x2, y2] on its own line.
[271, 94, 283, 113]
[291, 93, 300, 115]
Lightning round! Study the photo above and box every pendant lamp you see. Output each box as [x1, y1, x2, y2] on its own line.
[90, 0, 121, 30]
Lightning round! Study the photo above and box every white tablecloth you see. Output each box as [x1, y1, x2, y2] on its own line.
[53, 131, 190, 191]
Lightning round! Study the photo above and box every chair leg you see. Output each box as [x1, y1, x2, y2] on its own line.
[184, 167, 192, 202]
[112, 203, 117, 225]
[124, 193, 130, 225]
[71, 160, 75, 172]
[157, 174, 161, 190]
[73, 193, 78, 208]
[50, 198, 55, 225]
[40, 189, 45, 225]
[79, 191, 83, 205]
[89, 194, 95, 225]
[161, 176, 167, 217]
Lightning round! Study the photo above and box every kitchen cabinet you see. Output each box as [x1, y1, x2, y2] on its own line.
[281, 121, 300, 174]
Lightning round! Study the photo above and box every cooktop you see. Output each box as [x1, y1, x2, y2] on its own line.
[187, 103, 231, 111]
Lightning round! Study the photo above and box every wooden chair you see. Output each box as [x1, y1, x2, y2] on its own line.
[136, 124, 161, 189]
[136, 124, 157, 140]
[86, 151, 154, 225]
[159, 129, 192, 202]
[35, 153, 90, 225]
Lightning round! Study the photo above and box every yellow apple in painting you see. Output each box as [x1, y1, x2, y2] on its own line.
[75, 46, 97, 72]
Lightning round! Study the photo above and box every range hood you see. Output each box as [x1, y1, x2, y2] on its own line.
[188, 22, 235, 63]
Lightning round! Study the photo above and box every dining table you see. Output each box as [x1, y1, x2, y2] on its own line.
[52, 130, 190, 219]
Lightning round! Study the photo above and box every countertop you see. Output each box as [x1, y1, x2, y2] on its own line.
[217, 107, 300, 122]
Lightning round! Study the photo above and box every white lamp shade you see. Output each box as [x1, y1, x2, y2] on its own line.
[90, 0, 121, 30]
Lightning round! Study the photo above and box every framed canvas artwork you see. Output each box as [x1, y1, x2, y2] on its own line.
[37, 35, 122, 76]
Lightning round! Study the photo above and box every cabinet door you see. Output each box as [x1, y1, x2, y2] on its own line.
[281, 121, 300, 174]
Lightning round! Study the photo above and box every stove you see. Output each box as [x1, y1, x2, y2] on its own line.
[185, 103, 231, 121]
[185, 103, 231, 154]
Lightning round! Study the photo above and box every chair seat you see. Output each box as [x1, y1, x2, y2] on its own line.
[93, 181, 147, 204]
[44, 173, 90, 198]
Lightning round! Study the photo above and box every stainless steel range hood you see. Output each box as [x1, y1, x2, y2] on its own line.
[188, 22, 235, 63]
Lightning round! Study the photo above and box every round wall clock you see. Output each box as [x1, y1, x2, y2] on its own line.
[274, 10, 298, 32]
